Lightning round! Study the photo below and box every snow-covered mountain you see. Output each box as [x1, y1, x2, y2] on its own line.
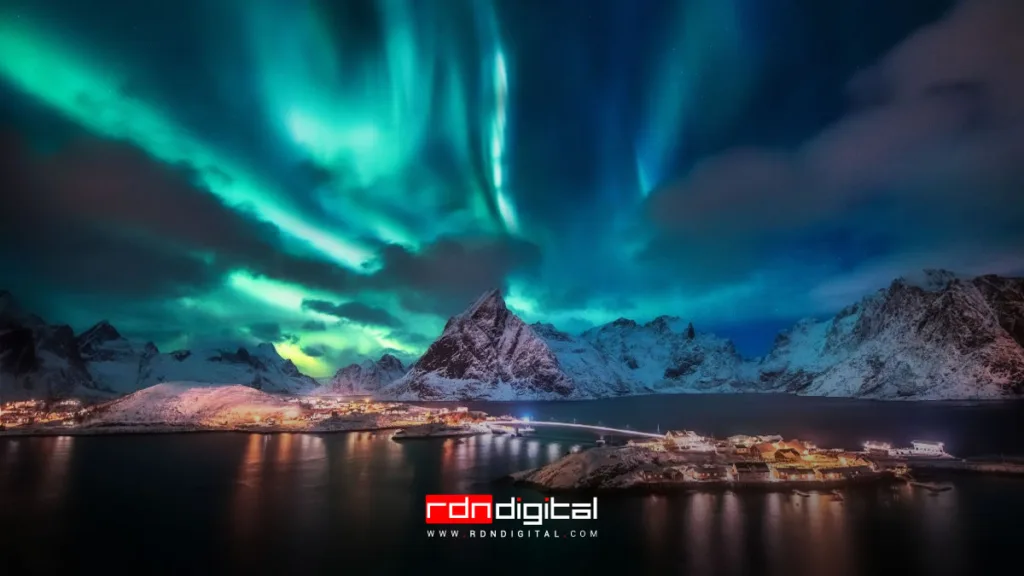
[580, 316, 752, 393]
[0, 291, 318, 399]
[377, 290, 584, 400]
[376, 290, 752, 401]
[758, 271, 1024, 399]
[318, 353, 407, 395]
[77, 320, 159, 394]
[376, 272, 1024, 401]
[6, 269, 1023, 403]
[137, 344, 318, 394]
[1, 291, 97, 399]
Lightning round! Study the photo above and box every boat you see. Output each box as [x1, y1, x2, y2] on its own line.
[595, 438, 607, 447]
[830, 490, 844, 501]
[794, 490, 811, 497]
[515, 426, 536, 437]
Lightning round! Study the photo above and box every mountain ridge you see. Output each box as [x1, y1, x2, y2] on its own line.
[0, 295, 318, 400]
[374, 270, 1024, 401]
[4, 269, 1023, 401]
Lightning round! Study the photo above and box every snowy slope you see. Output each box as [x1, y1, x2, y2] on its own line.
[377, 290, 582, 400]
[139, 344, 318, 394]
[0, 291, 319, 399]
[1, 292, 97, 400]
[319, 353, 406, 395]
[86, 382, 302, 426]
[759, 271, 1024, 399]
[530, 323, 639, 397]
[77, 321, 158, 394]
[581, 316, 752, 393]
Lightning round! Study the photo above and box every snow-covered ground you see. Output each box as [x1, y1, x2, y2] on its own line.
[85, 382, 303, 427]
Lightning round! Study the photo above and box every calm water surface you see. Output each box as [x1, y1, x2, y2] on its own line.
[1, 395, 1023, 576]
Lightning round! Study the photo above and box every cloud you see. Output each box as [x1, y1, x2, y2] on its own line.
[643, 0, 1024, 283]
[301, 319, 329, 331]
[0, 133, 357, 299]
[301, 299, 402, 328]
[301, 344, 331, 358]
[248, 322, 297, 343]
[366, 236, 542, 316]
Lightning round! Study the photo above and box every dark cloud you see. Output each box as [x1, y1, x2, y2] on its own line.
[384, 328, 435, 349]
[301, 299, 402, 328]
[643, 0, 1024, 285]
[301, 344, 331, 358]
[0, 132, 221, 299]
[248, 322, 297, 344]
[366, 236, 542, 316]
[301, 319, 329, 332]
[0, 133, 356, 300]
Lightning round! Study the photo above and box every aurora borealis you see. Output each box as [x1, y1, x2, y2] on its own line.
[2, 0, 1023, 376]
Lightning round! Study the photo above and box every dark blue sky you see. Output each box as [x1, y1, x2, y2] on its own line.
[1, 0, 1022, 374]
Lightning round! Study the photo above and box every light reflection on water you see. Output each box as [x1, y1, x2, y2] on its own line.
[721, 493, 743, 576]
[0, 431, 1021, 575]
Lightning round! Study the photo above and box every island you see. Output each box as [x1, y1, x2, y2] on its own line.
[507, 431, 1009, 492]
[391, 422, 492, 440]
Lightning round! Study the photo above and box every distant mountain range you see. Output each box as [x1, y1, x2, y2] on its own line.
[4, 269, 1023, 402]
[369, 270, 1024, 401]
[0, 291, 317, 401]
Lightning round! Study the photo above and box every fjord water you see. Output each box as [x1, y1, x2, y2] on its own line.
[2, 395, 1023, 576]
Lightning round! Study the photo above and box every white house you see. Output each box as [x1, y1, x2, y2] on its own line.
[666, 430, 716, 452]
[910, 441, 946, 456]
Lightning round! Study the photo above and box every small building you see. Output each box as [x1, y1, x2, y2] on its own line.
[733, 462, 772, 482]
[775, 448, 802, 462]
[777, 440, 808, 454]
[755, 443, 777, 461]
[910, 441, 946, 456]
[728, 434, 759, 447]
[685, 465, 730, 481]
[863, 441, 893, 455]
[821, 466, 874, 480]
[777, 467, 818, 481]
[666, 430, 714, 451]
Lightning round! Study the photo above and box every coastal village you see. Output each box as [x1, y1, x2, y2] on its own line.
[510, 431, 956, 491]
[622, 432, 948, 485]
[0, 395, 480, 433]
[2, 395, 955, 485]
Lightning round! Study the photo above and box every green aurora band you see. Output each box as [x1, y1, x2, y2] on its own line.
[0, 2, 528, 375]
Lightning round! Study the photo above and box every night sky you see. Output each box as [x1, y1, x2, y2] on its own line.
[1, 0, 1022, 376]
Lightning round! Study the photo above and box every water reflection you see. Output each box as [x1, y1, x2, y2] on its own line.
[3, 430, 1018, 575]
[525, 439, 540, 466]
[763, 492, 785, 569]
[546, 442, 561, 462]
[274, 432, 293, 464]
[684, 493, 714, 576]
[232, 434, 267, 541]
[40, 436, 74, 507]
[642, 495, 668, 558]
[0, 439, 19, 484]
[721, 493, 743, 575]
[918, 486, 960, 576]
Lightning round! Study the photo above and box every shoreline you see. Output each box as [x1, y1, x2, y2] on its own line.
[0, 424, 407, 438]
[510, 473, 902, 495]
